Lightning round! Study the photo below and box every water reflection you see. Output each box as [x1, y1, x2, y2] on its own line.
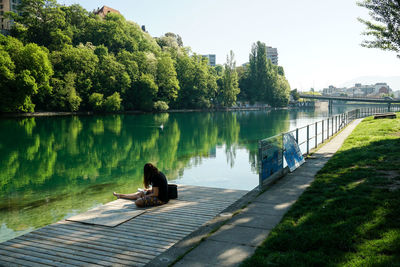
[0, 107, 359, 242]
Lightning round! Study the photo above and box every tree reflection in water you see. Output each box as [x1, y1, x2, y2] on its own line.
[0, 110, 293, 242]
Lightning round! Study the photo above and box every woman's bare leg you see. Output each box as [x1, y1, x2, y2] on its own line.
[113, 191, 143, 200]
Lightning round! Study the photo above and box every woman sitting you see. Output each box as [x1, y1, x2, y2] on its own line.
[113, 163, 169, 207]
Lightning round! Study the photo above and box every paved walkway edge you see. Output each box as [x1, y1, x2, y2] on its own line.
[146, 118, 363, 267]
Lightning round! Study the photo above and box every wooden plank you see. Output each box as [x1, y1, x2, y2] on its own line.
[148, 206, 221, 216]
[137, 214, 210, 226]
[34, 226, 172, 251]
[22, 231, 159, 257]
[54, 222, 179, 243]
[147, 209, 215, 220]
[0, 245, 81, 267]
[26, 230, 164, 255]
[177, 192, 247, 200]
[128, 216, 202, 229]
[43, 224, 174, 248]
[6, 238, 149, 266]
[164, 200, 235, 210]
[116, 224, 189, 238]
[148, 205, 222, 215]
[0, 253, 48, 267]
[15, 235, 154, 263]
[147, 202, 222, 213]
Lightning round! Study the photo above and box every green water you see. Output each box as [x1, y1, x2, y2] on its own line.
[0, 108, 355, 242]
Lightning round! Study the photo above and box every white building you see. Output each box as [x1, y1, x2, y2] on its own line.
[202, 54, 216, 66]
[266, 46, 278, 65]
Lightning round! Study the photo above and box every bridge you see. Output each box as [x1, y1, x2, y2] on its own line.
[299, 94, 400, 111]
[299, 94, 400, 103]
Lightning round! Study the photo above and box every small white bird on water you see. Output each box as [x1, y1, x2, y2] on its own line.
[160, 124, 164, 130]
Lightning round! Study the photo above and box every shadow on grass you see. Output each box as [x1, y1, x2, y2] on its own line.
[242, 138, 400, 266]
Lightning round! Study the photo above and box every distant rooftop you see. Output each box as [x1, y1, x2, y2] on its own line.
[94, 6, 121, 18]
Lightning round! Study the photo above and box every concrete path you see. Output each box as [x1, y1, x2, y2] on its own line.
[171, 119, 363, 267]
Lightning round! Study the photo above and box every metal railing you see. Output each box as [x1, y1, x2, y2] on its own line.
[258, 106, 400, 189]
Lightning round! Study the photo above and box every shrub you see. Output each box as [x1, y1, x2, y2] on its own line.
[104, 92, 122, 112]
[153, 101, 169, 111]
[88, 93, 104, 111]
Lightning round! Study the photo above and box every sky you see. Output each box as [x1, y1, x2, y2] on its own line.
[62, 0, 400, 91]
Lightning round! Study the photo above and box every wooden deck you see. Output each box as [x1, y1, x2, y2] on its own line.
[0, 185, 248, 267]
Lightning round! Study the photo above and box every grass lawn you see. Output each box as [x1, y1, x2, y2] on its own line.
[242, 116, 400, 266]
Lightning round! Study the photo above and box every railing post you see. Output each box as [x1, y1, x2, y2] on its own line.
[335, 116, 337, 133]
[307, 125, 309, 155]
[296, 128, 299, 144]
[315, 122, 318, 148]
[327, 118, 330, 139]
[331, 116, 334, 135]
[322, 120, 324, 142]
[258, 141, 262, 190]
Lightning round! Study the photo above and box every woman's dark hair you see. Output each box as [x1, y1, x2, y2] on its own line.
[143, 163, 159, 188]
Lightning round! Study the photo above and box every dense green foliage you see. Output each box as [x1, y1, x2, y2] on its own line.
[358, 0, 400, 57]
[243, 116, 400, 266]
[1, 0, 291, 112]
[0, 35, 53, 112]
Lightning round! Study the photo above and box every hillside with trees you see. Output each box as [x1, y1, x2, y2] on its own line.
[0, 0, 290, 113]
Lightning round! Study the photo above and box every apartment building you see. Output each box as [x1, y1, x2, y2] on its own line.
[0, 0, 21, 34]
[266, 46, 278, 65]
[202, 54, 216, 66]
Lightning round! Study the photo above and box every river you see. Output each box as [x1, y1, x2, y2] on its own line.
[0, 105, 384, 242]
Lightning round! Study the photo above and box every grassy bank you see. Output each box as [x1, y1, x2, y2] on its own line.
[243, 116, 400, 266]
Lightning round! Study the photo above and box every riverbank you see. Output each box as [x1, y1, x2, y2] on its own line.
[0, 106, 291, 118]
[242, 115, 400, 266]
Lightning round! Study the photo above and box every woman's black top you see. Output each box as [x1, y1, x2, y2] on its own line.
[151, 172, 169, 203]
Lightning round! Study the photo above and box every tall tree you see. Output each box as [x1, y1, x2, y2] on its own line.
[248, 41, 273, 103]
[220, 51, 240, 107]
[358, 0, 400, 57]
[156, 53, 180, 104]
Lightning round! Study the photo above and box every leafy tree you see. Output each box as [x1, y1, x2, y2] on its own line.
[173, 52, 217, 109]
[239, 41, 290, 106]
[12, 0, 70, 50]
[248, 41, 271, 102]
[103, 92, 122, 112]
[61, 4, 90, 43]
[153, 101, 169, 111]
[165, 32, 183, 47]
[50, 43, 98, 107]
[219, 51, 240, 107]
[156, 32, 183, 50]
[156, 53, 179, 103]
[358, 0, 400, 57]
[93, 51, 130, 98]
[50, 72, 81, 111]
[272, 76, 290, 107]
[132, 73, 158, 111]
[290, 89, 300, 101]
[89, 92, 104, 111]
[0, 35, 53, 112]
